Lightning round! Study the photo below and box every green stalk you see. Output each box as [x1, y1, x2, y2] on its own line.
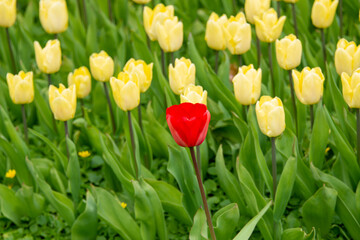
[256, 34, 261, 68]
[271, 137, 277, 199]
[289, 70, 298, 136]
[21, 104, 28, 144]
[268, 43, 275, 97]
[291, 3, 298, 37]
[64, 120, 69, 159]
[5, 28, 16, 73]
[103, 82, 116, 134]
[215, 50, 219, 73]
[357, 109, 360, 165]
[128, 111, 139, 179]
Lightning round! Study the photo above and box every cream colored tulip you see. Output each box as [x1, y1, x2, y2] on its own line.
[143, 4, 174, 41]
[169, 57, 196, 95]
[89, 51, 114, 82]
[334, 39, 360, 76]
[245, 0, 271, 24]
[6, 71, 34, 104]
[68, 67, 91, 99]
[256, 96, 286, 137]
[39, 0, 68, 34]
[311, 0, 338, 29]
[224, 12, 252, 55]
[180, 84, 207, 105]
[123, 59, 153, 93]
[292, 67, 325, 105]
[156, 16, 183, 52]
[132, 0, 151, 4]
[49, 84, 77, 121]
[341, 69, 360, 108]
[276, 34, 302, 70]
[110, 72, 140, 111]
[254, 8, 286, 43]
[233, 64, 262, 105]
[34, 39, 62, 74]
[205, 13, 228, 51]
[0, 0, 16, 27]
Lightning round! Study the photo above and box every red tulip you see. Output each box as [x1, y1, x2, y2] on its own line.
[166, 102, 211, 147]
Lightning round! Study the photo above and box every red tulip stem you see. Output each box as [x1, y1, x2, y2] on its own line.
[310, 104, 314, 131]
[271, 137, 277, 199]
[291, 3, 298, 38]
[215, 50, 219, 73]
[5, 28, 16, 73]
[103, 82, 116, 134]
[288, 70, 298, 136]
[339, 0, 343, 37]
[196, 145, 201, 178]
[64, 120, 69, 159]
[268, 43, 275, 97]
[190, 147, 216, 240]
[276, 1, 281, 16]
[357, 109, 360, 166]
[21, 104, 28, 144]
[128, 111, 139, 179]
[255, 34, 261, 68]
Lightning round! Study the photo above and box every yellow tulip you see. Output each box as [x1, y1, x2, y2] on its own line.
[205, 13, 228, 51]
[143, 4, 174, 41]
[89, 51, 114, 82]
[311, 0, 338, 29]
[275, 34, 302, 70]
[123, 58, 153, 93]
[34, 39, 62, 74]
[341, 69, 360, 108]
[6, 71, 34, 105]
[233, 64, 262, 105]
[254, 8, 286, 43]
[256, 96, 286, 137]
[244, 0, 271, 24]
[68, 67, 91, 99]
[334, 39, 360, 76]
[292, 67, 325, 105]
[180, 84, 207, 105]
[110, 72, 140, 111]
[39, 0, 68, 34]
[132, 0, 151, 4]
[169, 57, 196, 95]
[156, 16, 183, 52]
[0, 0, 16, 28]
[224, 12, 252, 55]
[49, 84, 77, 121]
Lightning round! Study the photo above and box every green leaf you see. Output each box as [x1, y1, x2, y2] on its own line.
[15, 185, 46, 219]
[66, 137, 81, 208]
[213, 203, 239, 240]
[0, 184, 26, 225]
[189, 208, 208, 240]
[281, 228, 315, 240]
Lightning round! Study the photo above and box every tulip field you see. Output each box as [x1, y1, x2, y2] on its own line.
[2, 0, 360, 239]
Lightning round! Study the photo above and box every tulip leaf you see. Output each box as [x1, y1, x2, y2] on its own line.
[0, 184, 26, 225]
[281, 228, 316, 240]
[66, 137, 81, 208]
[213, 203, 239, 240]
[15, 185, 46, 219]
[189, 208, 208, 240]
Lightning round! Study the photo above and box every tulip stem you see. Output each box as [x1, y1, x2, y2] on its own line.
[215, 50, 219, 73]
[189, 147, 216, 240]
[170, 52, 175, 65]
[146, 35, 151, 51]
[128, 111, 139, 179]
[271, 137, 277, 199]
[289, 70, 298, 136]
[5, 28, 16, 73]
[77, 0, 88, 27]
[310, 105, 314, 130]
[21, 105, 28, 144]
[320, 28, 327, 72]
[108, 0, 114, 23]
[339, 0, 343, 37]
[238, 54, 242, 67]
[80, 98, 85, 117]
[243, 105, 248, 122]
[268, 43, 275, 97]
[291, 3, 298, 38]
[256, 34, 261, 68]
[357, 109, 360, 166]
[138, 105, 143, 133]
[232, 0, 237, 14]
[47, 74, 51, 86]
[276, 1, 281, 16]
[64, 121, 69, 159]
[196, 145, 201, 178]
[161, 49, 166, 76]
[103, 82, 116, 134]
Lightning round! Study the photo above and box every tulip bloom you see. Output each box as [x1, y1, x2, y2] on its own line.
[245, 0, 271, 25]
[39, 0, 68, 34]
[156, 16, 183, 52]
[276, 34, 302, 70]
[254, 8, 286, 43]
[0, 0, 16, 28]
[169, 57, 196, 95]
[341, 69, 360, 108]
[335, 39, 360, 76]
[205, 13, 228, 51]
[123, 59, 153, 93]
[180, 84, 207, 105]
[34, 39, 62, 74]
[110, 72, 140, 111]
[256, 96, 286, 137]
[132, 0, 151, 4]
[89, 51, 114, 82]
[143, 4, 174, 41]
[233, 64, 262, 105]
[68, 67, 91, 99]
[224, 13, 252, 55]
[49, 84, 77, 121]
[6, 71, 34, 104]
[292, 67, 325, 105]
[311, 0, 338, 29]
[166, 103, 210, 147]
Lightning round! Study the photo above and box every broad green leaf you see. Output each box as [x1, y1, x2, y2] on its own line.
[0, 184, 26, 225]
[189, 208, 208, 240]
[66, 137, 81, 208]
[281, 228, 316, 240]
[213, 203, 239, 240]
[15, 185, 46, 219]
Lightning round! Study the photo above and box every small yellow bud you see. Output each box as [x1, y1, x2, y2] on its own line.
[275, 34, 302, 70]
[5, 169, 16, 179]
[143, 4, 174, 41]
[169, 57, 196, 95]
[224, 13, 252, 55]
[78, 151, 91, 158]
[311, 0, 338, 29]
[123, 59, 153, 93]
[156, 16, 183, 52]
[205, 13, 228, 51]
[180, 84, 207, 105]
[121, 202, 127, 208]
[254, 8, 286, 43]
[39, 0, 68, 34]
[341, 68, 360, 108]
[110, 72, 140, 111]
[334, 39, 360, 76]
[89, 51, 114, 82]
[34, 39, 62, 74]
[244, 0, 271, 24]
[6, 71, 34, 105]
[0, 0, 16, 28]
[233, 64, 262, 105]
[49, 84, 77, 121]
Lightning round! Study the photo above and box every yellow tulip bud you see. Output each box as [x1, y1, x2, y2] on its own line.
[143, 4, 174, 41]
[39, 0, 68, 34]
[49, 84, 77, 121]
[123, 58, 153, 93]
[110, 72, 140, 111]
[292, 67, 325, 105]
[224, 12, 252, 55]
[169, 57, 196, 95]
[132, 0, 151, 4]
[205, 13, 228, 51]
[254, 8, 286, 43]
[245, 0, 271, 24]
[275, 34, 302, 70]
[89, 51, 114, 82]
[68, 67, 91, 99]
[311, 0, 338, 29]
[0, 0, 16, 28]
[156, 16, 183, 52]
[6, 71, 34, 105]
[341, 69, 360, 108]
[334, 39, 360, 76]
[256, 96, 286, 137]
[233, 64, 262, 105]
[180, 84, 207, 105]
[34, 39, 62, 74]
